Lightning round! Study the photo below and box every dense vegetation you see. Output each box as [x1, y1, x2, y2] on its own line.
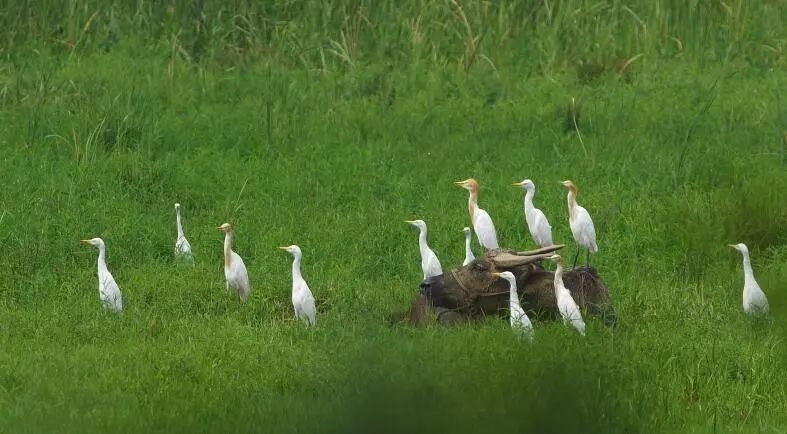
[1, 1, 785, 432]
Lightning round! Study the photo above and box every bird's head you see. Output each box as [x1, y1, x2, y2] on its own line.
[454, 178, 479, 192]
[560, 180, 578, 194]
[80, 237, 104, 248]
[492, 271, 516, 282]
[547, 254, 563, 264]
[278, 244, 302, 256]
[217, 223, 233, 233]
[728, 243, 748, 254]
[512, 179, 535, 190]
[461, 226, 472, 235]
[405, 219, 427, 230]
[174, 203, 181, 210]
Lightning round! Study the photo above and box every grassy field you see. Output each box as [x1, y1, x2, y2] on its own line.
[1, 1, 786, 432]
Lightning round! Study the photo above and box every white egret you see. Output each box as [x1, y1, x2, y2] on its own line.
[461, 227, 475, 266]
[80, 238, 123, 312]
[548, 254, 586, 336]
[405, 220, 443, 280]
[512, 179, 553, 248]
[455, 178, 499, 250]
[174, 203, 193, 262]
[728, 243, 769, 315]
[217, 223, 250, 303]
[493, 271, 534, 341]
[561, 180, 597, 269]
[278, 245, 317, 326]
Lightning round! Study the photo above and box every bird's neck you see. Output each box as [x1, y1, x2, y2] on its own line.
[566, 191, 578, 220]
[97, 245, 108, 273]
[553, 263, 565, 296]
[464, 233, 473, 258]
[176, 209, 185, 239]
[524, 188, 535, 214]
[467, 189, 478, 220]
[223, 232, 233, 267]
[291, 255, 303, 282]
[741, 253, 755, 286]
[508, 280, 521, 308]
[418, 228, 430, 253]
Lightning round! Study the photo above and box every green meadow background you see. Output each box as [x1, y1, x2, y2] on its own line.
[0, 1, 785, 432]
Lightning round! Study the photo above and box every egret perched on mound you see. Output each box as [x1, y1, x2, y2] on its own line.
[548, 254, 586, 336]
[493, 271, 534, 341]
[461, 227, 475, 266]
[512, 179, 553, 248]
[278, 245, 316, 326]
[80, 238, 123, 312]
[405, 220, 443, 280]
[455, 178, 499, 250]
[217, 223, 250, 303]
[728, 243, 769, 315]
[174, 203, 193, 262]
[561, 180, 597, 268]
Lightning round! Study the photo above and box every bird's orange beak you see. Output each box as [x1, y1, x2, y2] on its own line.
[492, 272, 502, 277]
[454, 180, 467, 186]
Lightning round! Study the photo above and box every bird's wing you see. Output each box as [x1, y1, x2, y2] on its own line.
[532, 209, 553, 246]
[232, 252, 251, 292]
[177, 237, 192, 254]
[426, 251, 443, 277]
[576, 206, 597, 247]
[100, 271, 123, 311]
[749, 286, 770, 313]
[474, 209, 499, 249]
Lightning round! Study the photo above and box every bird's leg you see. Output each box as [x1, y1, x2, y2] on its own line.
[572, 245, 580, 270]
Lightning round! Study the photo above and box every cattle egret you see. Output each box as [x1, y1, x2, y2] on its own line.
[217, 223, 250, 303]
[455, 178, 499, 250]
[174, 203, 193, 262]
[405, 220, 443, 280]
[493, 271, 534, 341]
[561, 180, 597, 269]
[461, 227, 475, 266]
[728, 243, 769, 315]
[548, 254, 586, 336]
[512, 179, 553, 248]
[278, 245, 316, 326]
[80, 238, 123, 312]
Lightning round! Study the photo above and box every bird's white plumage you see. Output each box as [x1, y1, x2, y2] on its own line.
[496, 271, 534, 341]
[81, 238, 123, 312]
[729, 243, 769, 315]
[456, 179, 499, 250]
[514, 180, 553, 248]
[280, 245, 316, 326]
[406, 220, 443, 279]
[462, 227, 475, 266]
[549, 255, 586, 336]
[174, 203, 193, 262]
[569, 205, 597, 253]
[219, 224, 250, 303]
[472, 208, 500, 250]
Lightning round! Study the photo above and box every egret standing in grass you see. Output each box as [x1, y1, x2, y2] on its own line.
[278, 245, 316, 326]
[512, 179, 553, 248]
[728, 243, 769, 315]
[461, 227, 475, 266]
[493, 271, 534, 341]
[561, 180, 597, 269]
[217, 223, 250, 303]
[80, 238, 123, 312]
[455, 178, 499, 250]
[405, 220, 443, 280]
[174, 203, 193, 263]
[548, 254, 586, 336]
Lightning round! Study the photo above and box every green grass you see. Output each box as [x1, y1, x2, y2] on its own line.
[1, 1, 786, 433]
